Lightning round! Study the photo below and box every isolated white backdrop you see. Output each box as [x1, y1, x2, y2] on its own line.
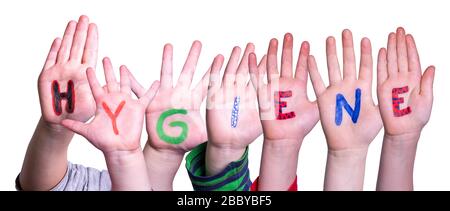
[0, 0, 448, 191]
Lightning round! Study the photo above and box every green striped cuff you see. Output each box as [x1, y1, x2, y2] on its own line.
[185, 143, 251, 191]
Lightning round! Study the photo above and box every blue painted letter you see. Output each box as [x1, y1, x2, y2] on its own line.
[335, 88, 361, 126]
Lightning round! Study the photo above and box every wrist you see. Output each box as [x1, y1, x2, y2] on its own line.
[384, 132, 421, 148]
[104, 148, 144, 168]
[324, 148, 368, 191]
[263, 137, 303, 155]
[205, 143, 246, 176]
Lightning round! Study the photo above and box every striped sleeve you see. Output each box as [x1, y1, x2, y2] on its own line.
[185, 143, 251, 191]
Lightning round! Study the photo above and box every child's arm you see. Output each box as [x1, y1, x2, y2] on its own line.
[129, 42, 210, 190]
[376, 28, 435, 191]
[205, 43, 262, 177]
[20, 16, 98, 190]
[249, 33, 320, 190]
[307, 30, 382, 190]
[62, 58, 159, 190]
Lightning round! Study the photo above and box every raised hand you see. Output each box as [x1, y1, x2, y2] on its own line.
[376, 27, 435, 191]
[307, 29, 382, 190]
[249, 33, 319, 190]
[377, 27, 434, 137]
[62, 58, 159, 153]
[205, 43, 262, 175]
[308, 30, 382, 151]
[130, 41, 210, 152]
[129, 41, 211, 190]
[38, 15, 98, 126]
[250, 34, 319, 142]
[61, 58, 159, 190]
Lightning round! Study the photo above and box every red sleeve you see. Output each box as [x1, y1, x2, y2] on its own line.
[250, 176, 297, 191]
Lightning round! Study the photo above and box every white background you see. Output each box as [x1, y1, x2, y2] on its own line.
[0, 0, 448, 191]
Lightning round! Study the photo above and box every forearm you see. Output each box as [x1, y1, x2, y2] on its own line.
[143, 143, 184, 191]
[105, 148, 151, 191]
[376, 132, 420, 191]
[205, 143, 245, 176]
[258, 138, 301, 190]
[324, 148, 368, 191]
[20, 117, 73, 190]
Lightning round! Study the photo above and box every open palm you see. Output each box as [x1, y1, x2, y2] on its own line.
[130, 41, 210, 152]
[377, 28, 435, 137]
[38, 16, 98, 125]
[308, 30, 382, 150]
[62, 58, 159, 153]
[206, 44, 262, 148]
[249, 34, 319, 142]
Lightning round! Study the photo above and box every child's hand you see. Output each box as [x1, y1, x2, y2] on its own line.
[38, 16, 98, 128]
[207, 44, 262, 150]
[376, 28, 435, 191]
[249, 33, 319, 190]
[249, 34, 319, 143]
[129, 41, 209, 153]
[307, 30, 382, 151]
[205, 44, 262, 175]
[61, 58, 159, 154]
[377, 27, 434, 138]
[61, 58, 158, 190]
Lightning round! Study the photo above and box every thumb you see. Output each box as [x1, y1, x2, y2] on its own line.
[420, 65, 435, 97]
[61, 119, 89, 137]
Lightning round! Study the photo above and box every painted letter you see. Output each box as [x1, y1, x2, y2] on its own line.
[102, 101, 126, 135]
[231, 96, 240, 128]
[157, 109, 189, 144]
[392, 86, 411, 117]
[335, 88, 361, 126]
[51, 80, 75, 115]
[274, 91, 296, 120]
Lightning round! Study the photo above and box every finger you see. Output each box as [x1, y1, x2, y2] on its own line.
[128, 70, 146, 98]
[396, 27, 408, 74]
[160, 44, 173, 90]
[406, 34, 422, 77]
[326, 36, 342, 85]
[176, 40, 202, 89]
[420, 66, 435, 97]
[86, 67, 104, 101]
[307, 55, 326, 96]
[222, 46, 241, 87]
[69, 15, 89, 62]
[119, 65, 131, 95]
[267, 38, 279, 82]
[387, 32, 398, 78]
[295, 41, 310, 90]
[61, 119, 89, 137]
[139, 81, 160, 106]
[249, 53, 261, 90]
[102, 57, 120, 92]
[342, 29, 357, 80]
[57, 20, 77, 63]
[377, 48, 388, 86]
[206, 55, 225, 96]
[280, 33, 294, 78]
[43, 38, 62, 70]
[236, 43, 255, 87]
[358, 38, 373, 82]
[82, 23, 99, 68]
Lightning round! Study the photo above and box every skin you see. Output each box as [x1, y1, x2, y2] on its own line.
[20, 15, 98, 190]
[249, 33, 320, 190]
[129, 41, 212, 190]
[205, 43, 263, 176]
[376, 27, 435, 191]
[307, 29, 382, 190]
[62, 58, 159, 191]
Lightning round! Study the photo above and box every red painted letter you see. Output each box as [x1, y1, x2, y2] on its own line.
[274, 91, 296, 120]
[102, 101, 126, 135]
[392, 86, 411, 117]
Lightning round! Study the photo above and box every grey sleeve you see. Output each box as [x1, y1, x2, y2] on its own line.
[50, 162, 111, 191]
